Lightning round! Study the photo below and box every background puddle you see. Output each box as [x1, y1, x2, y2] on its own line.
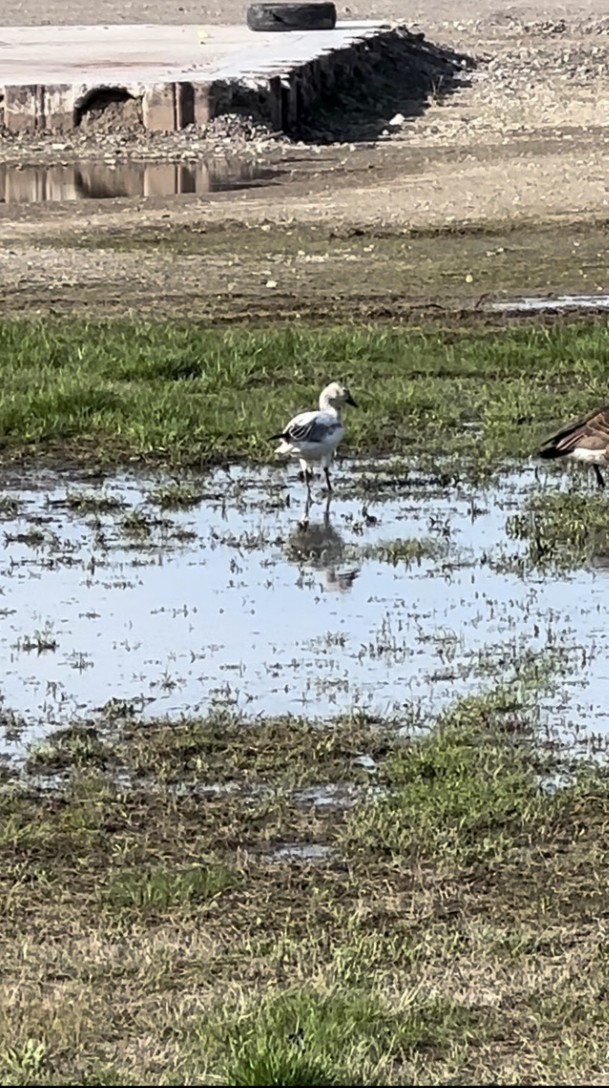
[0, 158, 275, 203]
[489, 294, 609, 313]
[0, 461, 606, 755]
[270, 843, 335, 862]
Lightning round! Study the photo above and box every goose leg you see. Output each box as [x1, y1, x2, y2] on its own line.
[324, 466, 332, 493]
[594, 465, 605, 491]
[299, 490, 312, 530]
[299, 460, 313, 491]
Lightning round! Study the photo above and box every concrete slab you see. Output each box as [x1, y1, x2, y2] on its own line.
[0, 21, 396, 133]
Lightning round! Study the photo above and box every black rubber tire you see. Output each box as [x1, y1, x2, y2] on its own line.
[246, 3, 337, 32]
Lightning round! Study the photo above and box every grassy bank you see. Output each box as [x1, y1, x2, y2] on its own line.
[2, 665, 609, 1085]
[0, 318, 607, 468]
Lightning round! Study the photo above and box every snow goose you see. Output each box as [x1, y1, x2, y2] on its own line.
[271, 381, 357, 495]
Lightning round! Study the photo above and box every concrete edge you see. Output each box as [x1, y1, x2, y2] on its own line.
[0, 25, 462, 135]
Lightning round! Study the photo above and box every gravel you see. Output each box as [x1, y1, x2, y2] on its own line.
[0, 113, 288, 166]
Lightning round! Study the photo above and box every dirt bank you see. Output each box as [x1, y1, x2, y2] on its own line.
[3, 3, 609, 313]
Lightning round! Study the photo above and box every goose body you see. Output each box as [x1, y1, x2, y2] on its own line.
[272, 381, 357, 495]
[538, 403, 609, 489]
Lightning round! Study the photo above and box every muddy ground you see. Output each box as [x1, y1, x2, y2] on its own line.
[2, 1, 609, 315]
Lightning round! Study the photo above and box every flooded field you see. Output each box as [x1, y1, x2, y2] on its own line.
[1, 459, 606, 757]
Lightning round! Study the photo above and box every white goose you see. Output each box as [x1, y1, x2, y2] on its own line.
[271, 381, 357, 495]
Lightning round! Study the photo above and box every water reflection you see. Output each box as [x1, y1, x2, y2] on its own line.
[284, 499, 360, 593]
[0, 158, 274, 204]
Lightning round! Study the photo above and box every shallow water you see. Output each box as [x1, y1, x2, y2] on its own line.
[0, 461, 607, 755]
[489, 294, 609, 313]
[0, 158, 274, 204]
[270, 843, 335, 862]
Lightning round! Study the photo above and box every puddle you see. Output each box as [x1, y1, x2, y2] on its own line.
[0, 158, 275, 203]
[537, 771, 574, 795]
[489, 294, 609, 313]
[293, 783, 360, 809]
[270, 843, 335, 862]
[0, 461, 607, 756]
[352, 754, 378, 773]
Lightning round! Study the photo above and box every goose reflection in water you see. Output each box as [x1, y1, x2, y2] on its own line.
[283, 497, 360, 593]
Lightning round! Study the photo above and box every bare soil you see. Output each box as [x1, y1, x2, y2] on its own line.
[3, 1, 609, 315]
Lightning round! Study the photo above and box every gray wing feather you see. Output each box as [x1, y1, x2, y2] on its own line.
[285, 415, 340, 444]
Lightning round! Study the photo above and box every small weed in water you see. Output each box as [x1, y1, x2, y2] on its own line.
[15, 624, 58, 654]
[64, 489, 125, 514]
[148, 480, 204, 509]
[506, 488, 609, 571]
[120, 508, 152, 538]
[0, 495, 23, 519]
[4, 527, 46, 547]
[359, 536, 444, 566]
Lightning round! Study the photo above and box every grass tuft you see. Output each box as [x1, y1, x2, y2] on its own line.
[343, 665, 559, 866]
[147, 481, 204, 509]
[505, 489, 609, 571]
[359, 536, 444, 566]
[101, 863, 239, 918]
[64, 490, 125, 514]
[213, 989, 477, 1087]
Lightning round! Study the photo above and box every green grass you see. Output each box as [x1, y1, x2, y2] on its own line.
[504, 488, 609, 571]
[3, 662, 609, 1083]
[25, 725, 110, 774]
[212, 989, 477, 1086]
[0, 317, 608, 468]
[343, 681, 551, 866]
[101, 863, 239, 919]
[0, 1040, 48, 1086]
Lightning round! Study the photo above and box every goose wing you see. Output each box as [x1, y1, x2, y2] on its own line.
[539, 403, 609, 457]
[281, 410, 342, 445]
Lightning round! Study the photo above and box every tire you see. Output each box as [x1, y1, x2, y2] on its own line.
[246, 3, 337, 32]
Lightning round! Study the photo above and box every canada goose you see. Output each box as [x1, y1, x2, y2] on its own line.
[537, 403, 609, 489]
[271, 381, 357, 495]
